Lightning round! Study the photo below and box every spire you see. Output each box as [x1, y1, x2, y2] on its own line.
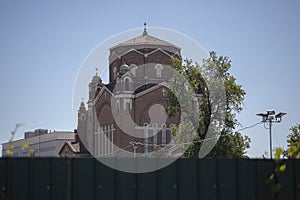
[80, 98, 85, 107]
[91, 67, 101, 84]
[79, 97, 86, 113]
[143, 22, 148, 36]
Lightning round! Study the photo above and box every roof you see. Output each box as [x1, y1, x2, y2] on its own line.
[58, 141, 90, 157]
[109, 32, 181, 56]
[113, 34, 180, 49]
[2, 131, 74, 145]
[65, 142, 80, 153]
[105, 83, 116, 92]
[133, 83, 157, 94]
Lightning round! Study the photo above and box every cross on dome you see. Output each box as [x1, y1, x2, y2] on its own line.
[143, 22, 148, 36]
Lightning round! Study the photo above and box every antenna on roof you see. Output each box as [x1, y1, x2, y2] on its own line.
[143, 22, 148, 36]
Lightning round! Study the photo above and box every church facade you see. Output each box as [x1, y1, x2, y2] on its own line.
[77, 26, 185, 157]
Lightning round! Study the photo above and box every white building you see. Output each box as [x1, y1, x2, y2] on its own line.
[2, 129, 75, 157]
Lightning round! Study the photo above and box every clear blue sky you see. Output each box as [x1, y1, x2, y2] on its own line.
[0, 0, 299, 157]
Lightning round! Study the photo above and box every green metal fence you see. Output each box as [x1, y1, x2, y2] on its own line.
[0, 158, 299, 200]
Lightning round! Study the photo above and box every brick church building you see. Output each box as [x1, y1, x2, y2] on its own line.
[77, 25, 185, 157]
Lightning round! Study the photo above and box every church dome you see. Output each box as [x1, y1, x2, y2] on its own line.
[109, 28, 181, 57]
[91, 74, 101, 83]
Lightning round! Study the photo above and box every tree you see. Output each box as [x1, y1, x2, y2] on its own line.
[285, 124, 300, 158]
[167, 51, 250, 158]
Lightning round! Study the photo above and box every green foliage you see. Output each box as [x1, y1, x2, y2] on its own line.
[21, 140, 36, 157]
[267, 148, 286, 197]
[6, 124, 23, 156]
[206, 132, 250, 158]
[6, 123, 35, 157]
[265, 124, 300, 198]
[167, 51, 250, 158]
[285, 124, 300, 159]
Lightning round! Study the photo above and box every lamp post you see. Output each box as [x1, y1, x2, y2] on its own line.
[129, 141, 139, 157]
[257, 110, 286, 159]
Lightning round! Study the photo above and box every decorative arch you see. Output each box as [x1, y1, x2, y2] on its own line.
[123, 76, 132, 91]
[154, 64, 164, 77]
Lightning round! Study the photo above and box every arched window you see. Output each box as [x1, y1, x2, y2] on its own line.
[113, 67, 117, 79]
[124, 77, 132, 91]
[116, 99, 120, 110]
[143, 123, 149, 154]
[130, 64, 137, 77]
[161, 123, 166, 145]
[153, 123, 158, 146]
[154, 64, 164, 78]
[125, 79, 130, 91]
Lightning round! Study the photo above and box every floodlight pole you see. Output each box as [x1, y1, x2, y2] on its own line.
[269, 120, 272, 159]
[256, 110, 286, 159]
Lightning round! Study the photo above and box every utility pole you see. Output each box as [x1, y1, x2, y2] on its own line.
[257, 110, 286, 159]
[269, 121, 272, 159]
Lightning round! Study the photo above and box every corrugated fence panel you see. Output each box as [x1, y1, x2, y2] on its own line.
[295, 159, 300, 199]
[94, 158, 116, 200]
[136, 170, 157, 200]
[31, 158, 52, 200]
[8, 158, 30, 200]
[238, 159, 257, 200]
[116, 170, 137, 200]
[218, 159, 238, 200]
[0, 158, 300, 200]
[72, 158, 94, 200]
[0, 159, 7, 200]
[256, 159, 274, 200]
[157, 158, 177, 200]
[52, 158, 69, 200]
[177, 158, 198, 200]
[278, 159, 294, 200]
[198, 159, 217, 200]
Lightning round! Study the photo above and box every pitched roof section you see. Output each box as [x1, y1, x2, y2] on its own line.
[115, 34, 180, 49]
[110, 33, 181, 56]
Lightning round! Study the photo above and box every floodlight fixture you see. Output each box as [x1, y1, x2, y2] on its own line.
[256, 113, 267, 117]
[267, 109, 275, 115]
[275, 112, 286, 118]
[256, 109, 286, 159]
